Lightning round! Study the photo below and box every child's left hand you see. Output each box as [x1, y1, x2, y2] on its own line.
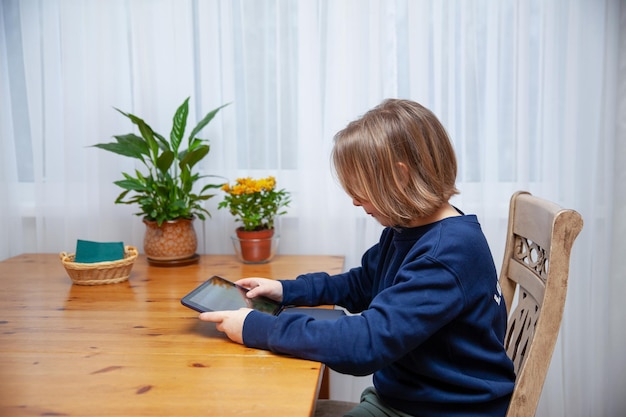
[199, 308, 252, 344]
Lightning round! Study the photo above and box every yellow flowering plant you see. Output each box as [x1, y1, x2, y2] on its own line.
[218, 176, 291, 231]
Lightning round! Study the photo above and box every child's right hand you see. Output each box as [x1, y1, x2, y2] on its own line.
[236, 277, 284, 303]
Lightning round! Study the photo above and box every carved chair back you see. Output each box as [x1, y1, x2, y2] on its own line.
[500, 191, 583, 417]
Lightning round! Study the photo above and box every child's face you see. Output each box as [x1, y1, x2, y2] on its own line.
[352, 197, 393, 227]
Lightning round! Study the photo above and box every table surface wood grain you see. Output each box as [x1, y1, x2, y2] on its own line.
[0, 253, 345, 417]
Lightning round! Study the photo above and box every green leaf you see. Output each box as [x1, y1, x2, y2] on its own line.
[153, 131, 170, 152]
[114, 178, 149, 192]
[114, 189, 131, 204]
[199, 183, 224, 193]
[137, 119, 160, 162]
[156, 150, 175, 174]
[179, 166, 192, 193]
[92, 141, 144, 161]
[195, 193, 215, 201]
[187, 137, 205, 151]
[114, 107, 161, 161]
[180, 145, 210, 169]
[188, 102, 230, 143]
[171, 97, 190, 154]
[114, 134, 150, 156]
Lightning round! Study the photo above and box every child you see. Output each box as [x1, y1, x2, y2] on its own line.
[200, 99, 516, 416]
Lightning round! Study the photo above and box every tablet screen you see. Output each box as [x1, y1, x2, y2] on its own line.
[181, 275, 282, 315]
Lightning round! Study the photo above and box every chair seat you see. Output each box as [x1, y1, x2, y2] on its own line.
[314, 400, 359, 417]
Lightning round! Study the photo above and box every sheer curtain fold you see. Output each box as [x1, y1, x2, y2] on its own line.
[610, 5, 626, 414]
[1, 1, 623, 415]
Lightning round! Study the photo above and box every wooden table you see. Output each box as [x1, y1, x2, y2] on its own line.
[0, 253, 345, 417]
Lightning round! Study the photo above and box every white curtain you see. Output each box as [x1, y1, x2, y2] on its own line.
[1, 0, 624, 415]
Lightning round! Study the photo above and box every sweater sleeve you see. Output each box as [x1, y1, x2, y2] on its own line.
[242, 257, 465, 376]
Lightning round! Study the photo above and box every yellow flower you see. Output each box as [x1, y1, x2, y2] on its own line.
[225, 177, 278, 195]
[231, 184, 247, 195]
[218, 175, 291, 231]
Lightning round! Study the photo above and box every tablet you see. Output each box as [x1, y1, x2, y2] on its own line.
[181, 275, 282, 315]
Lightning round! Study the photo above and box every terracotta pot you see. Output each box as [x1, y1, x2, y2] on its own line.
[234, 228, 276, 263]
[143, 217, 197, 261]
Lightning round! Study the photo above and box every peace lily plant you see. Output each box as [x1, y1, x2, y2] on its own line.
[93, 98, 229, 226]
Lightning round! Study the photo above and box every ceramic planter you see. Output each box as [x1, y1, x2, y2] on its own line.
[232, 228, 278, 264]
[143, 217, 198, 266]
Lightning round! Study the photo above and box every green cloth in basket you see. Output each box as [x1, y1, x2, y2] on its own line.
[74, 240, 124, 263]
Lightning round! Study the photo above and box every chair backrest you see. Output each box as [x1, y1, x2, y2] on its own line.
[500, 191, 583, 417]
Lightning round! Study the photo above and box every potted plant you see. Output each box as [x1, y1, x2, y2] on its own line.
[218, 176, 291, 263]
[93, 97, 229, 265]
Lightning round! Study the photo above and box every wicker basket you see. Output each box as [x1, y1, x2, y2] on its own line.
[60, 246, 138, 285]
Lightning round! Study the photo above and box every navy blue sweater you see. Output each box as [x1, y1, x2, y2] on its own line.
[243, 215, 515, 416]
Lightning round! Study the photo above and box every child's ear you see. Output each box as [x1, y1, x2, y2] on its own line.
[395, 162, 410, 186]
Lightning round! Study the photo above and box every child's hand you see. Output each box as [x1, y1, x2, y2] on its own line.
[236, 277, 284, 303]
[199, 308, 251, 344]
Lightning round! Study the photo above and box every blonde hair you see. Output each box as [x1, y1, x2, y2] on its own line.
[332, 99, 459, 226]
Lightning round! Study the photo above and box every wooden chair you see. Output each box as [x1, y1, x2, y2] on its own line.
[315, 191, 583, 417]
[500, 191, 583, 416]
